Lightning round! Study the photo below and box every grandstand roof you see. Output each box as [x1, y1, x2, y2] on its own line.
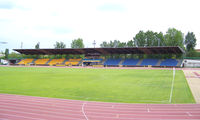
[13, 46, 184, 55]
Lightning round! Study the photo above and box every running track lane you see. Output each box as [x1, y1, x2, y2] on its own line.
[0, 94, 200, 120]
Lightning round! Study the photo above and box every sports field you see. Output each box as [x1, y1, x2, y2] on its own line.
[0, 67, 195, 103]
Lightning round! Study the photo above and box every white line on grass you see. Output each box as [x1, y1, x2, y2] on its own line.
[82, 102, 89, 120]
[169, 67, 175, 103]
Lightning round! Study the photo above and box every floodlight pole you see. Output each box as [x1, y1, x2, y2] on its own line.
[93, 40, 96, 48]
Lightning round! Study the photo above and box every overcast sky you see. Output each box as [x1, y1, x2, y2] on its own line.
[0, 0, 200, 52]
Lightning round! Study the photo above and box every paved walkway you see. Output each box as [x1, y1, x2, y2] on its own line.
[183, 70, 200, 103]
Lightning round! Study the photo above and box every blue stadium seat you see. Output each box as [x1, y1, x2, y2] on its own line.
[122, 59, 139, 65]
[140, 59, 158, 66]
[160, 59, 178, 66]
[104, 59, 121, 65]
[83, 59, 102, 61]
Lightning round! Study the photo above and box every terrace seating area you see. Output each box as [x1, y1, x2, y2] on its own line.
[16, 58, 181, 67]
[17, 59, 34, 65]
[48, 59, 65, 65]
[34, 59, 49, 65]
[140, 59, 159, 66]
[160, 59, 178, 66]
[65, 58, 81, 66]
[104, 59, 121, 66]
[122, 59, 139, 66]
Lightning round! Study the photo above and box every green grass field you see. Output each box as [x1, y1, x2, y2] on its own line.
[0, 67, 195, 103]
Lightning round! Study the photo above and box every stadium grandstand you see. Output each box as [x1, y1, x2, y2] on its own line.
[13, 46, 184, 67]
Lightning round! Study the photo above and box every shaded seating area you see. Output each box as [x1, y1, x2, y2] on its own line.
[34, 59, 49, 65]
[140, 59, 159, 66]
[160, 59, 178, 66]
[104, 59, 121, 66]
[17, 59, 34, 65]
[48, 59, 65, 65]
[65, 58, 81, 66]
[122, 59, 139, 66]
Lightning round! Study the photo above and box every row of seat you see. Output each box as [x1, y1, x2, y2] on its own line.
[17, 58, 180, 67]
[104, 59, 179, 67]
[18, 58, 82, 66]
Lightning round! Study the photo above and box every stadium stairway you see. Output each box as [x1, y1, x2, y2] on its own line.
[177, 59, 183, 66]
[156, 59, 162, 66]
[62, 59, 68, 64]
[46, 59, 52, 64]
[16, 59, 22, 64]
[32, 59, 37, 64]
[78, 59, 83, 66]
[118, 59, 125, 65]
[136, 59, 143, 66]
[101, 59, 106, 65]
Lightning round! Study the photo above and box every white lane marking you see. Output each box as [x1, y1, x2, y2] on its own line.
[0, 108, 84, 120]
[147, 108, 150, 112]
[169, 67, 175, 103]
[82, 102, 89, 120]
[186, 112, 192, 116]
[0, 113, 44, 120]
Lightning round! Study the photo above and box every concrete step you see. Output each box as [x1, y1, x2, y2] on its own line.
[46, 59, 52, 64]
[62, 59, 68, 64]
[32, 59, 37, 64]
[101, 59, 106, 65]
[137, 59, 143, 66]
[119, 59, 125, 65]
[177, 59, 183, 66]
[156, 59, 162, 66]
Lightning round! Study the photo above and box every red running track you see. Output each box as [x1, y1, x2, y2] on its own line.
[0, 94, 200, 120]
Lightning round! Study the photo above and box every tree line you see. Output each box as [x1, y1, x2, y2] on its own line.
[1, 28, 199, 60]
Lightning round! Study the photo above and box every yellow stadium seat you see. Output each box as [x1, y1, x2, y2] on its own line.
[34, 59, 49, 65]
[48, 59, 65, 65]
[65, 59, 81, 66]
[18, 59, 34, 65]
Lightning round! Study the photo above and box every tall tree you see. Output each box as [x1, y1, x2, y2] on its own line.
[155, 32, 165, 46]
[71, 38, 84, 48]
[35, 42, 40, 49]
[5, 48, 9, 59]
[100, 41, 109, 48]
[118, 42, 127, 48]
[185, 32, 197, 51]
[164, 28, 184, 48]
[54, 41, 66, 49]
[133, 31, 146, 47]
[127, 40, 134, 47]
[145, 30, 157, 46]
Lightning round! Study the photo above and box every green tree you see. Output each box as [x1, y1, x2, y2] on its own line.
[185, 32, 197, 51]
[8, 52, 22, 59]
[118, 42, 127, 48]
[145, 30, 158, 46]
[54, 41, 66, 49]
[127, 40, 135, 47]
[156, 32, 165, 46]
[164, 28, 184, 48]
[35, 42, 40, 49]
[100, 41, 109, 48]
[5, 48, 9, 59]
[71, 38, 84, 48]
[133, 31, 146, 47]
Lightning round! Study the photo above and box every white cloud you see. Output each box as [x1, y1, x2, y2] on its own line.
[0, 0, 200, 52]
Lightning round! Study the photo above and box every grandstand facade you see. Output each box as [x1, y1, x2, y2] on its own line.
[14, 46, 184, 67]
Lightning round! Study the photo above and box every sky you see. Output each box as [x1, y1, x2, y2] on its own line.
[0, 0, 200, 52]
